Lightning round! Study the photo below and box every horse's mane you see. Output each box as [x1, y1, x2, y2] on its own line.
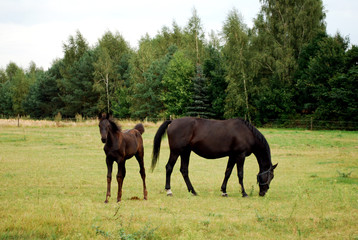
[108, 118, 122, 133]
[239, 119, 271, 162]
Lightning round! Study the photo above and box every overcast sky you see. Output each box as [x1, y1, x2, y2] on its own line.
[0, 0, 357, 70]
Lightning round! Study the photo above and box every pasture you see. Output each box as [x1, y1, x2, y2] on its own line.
[0, 119, 357, 239]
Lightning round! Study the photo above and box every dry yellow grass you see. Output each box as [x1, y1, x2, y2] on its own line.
[0, 118, 161, 128]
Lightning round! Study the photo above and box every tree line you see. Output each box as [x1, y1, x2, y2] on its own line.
[0, 0, 357, 127]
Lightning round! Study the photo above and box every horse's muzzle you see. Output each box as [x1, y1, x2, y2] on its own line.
[259, 191, 267, 197]
[101, 138, 106, 143]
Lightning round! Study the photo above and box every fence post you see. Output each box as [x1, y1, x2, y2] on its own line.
[310, 117, 313, 130]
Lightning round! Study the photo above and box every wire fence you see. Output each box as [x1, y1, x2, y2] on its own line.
[261, 118, 358, 131]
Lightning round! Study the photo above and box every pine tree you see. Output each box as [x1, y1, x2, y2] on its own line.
[186, 64, 213, 119]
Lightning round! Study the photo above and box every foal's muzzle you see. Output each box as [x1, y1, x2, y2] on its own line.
[101, 138, 106, 143]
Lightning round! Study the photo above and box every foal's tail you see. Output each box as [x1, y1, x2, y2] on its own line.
[134, 123, 145, 135]
[151, 120, 172, 171]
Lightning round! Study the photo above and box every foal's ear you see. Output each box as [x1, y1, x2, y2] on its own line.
[272, 163, 278, 170]
[98, 112, 106, 120]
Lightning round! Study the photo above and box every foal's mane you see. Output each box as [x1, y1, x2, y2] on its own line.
[108, 118, 122, 133]
[239, 119, 271, 162]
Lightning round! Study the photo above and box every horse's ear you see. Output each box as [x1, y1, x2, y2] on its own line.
[272, 163, 278, 170]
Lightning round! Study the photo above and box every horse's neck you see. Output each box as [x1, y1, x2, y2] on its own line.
[107, 129, 119, 147]
[254, 148, 272, 173]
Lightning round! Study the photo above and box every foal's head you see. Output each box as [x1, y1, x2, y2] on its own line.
[98, 113, 121, 143]
[98, 113, 111, 143]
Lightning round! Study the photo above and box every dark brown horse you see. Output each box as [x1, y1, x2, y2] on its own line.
[151, 117, 277, 197]
[98, 113, 148, 203]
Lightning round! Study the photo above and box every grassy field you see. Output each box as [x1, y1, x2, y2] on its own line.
[0, 119, 357, 239]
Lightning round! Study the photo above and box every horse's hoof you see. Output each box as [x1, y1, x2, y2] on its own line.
[222, 193, 228, 197]
[242, 194, 248, 198]
[104, 200, 109, 203]
[166, 189, 173, 196]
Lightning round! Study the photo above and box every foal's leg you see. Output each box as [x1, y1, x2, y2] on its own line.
[116, 159, 126, 202]
[135, 152, 148, 200]
[180, 150, 197, 195]
[220, 156, 237, 197]
[105, 157, 114, 203]
[236, 155, 248, 197]
[165, 151, 179, 196]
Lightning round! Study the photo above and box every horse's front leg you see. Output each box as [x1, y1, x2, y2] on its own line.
[105, 157, 114, 203]
[116, 159, 126, 202]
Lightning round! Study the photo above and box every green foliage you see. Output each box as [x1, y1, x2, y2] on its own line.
[162, 50, 194, 117]
[93, 31, 132, 114]
[131, 45, 177, 120]
[186, 64, 214, 118]
[0, 80, 13, 116]
[0, 1, 356, 126]
[222, 9, 252, 120]
[250, 0, 327, 122]
[296, 34, 357, 122]
[203, 45, 227, 119]
[23, 60, 63, 118]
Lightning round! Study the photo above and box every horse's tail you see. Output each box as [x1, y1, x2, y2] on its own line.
[134, 123, 145, 135]
[151, 120, 172, 171]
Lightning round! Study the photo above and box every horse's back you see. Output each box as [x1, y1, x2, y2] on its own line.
[167, 117, 255, 158]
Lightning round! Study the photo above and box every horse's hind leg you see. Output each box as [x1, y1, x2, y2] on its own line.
[180, 150, 197, 196]
[135, 152, 148, 200]
[165, 152, 179, 196]
[116, 159, 126, 202]
[221, 156, 236, 197]
[236, 155, 248, 197]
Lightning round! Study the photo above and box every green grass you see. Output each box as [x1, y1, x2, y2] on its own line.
[0, 122, 357, 239]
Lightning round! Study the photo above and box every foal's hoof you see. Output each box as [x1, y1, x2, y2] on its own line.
[221, 193, 228, 197]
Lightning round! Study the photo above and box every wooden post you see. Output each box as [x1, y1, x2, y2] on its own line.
[17, 114, 20, 127]
[310, 117, 313, 130]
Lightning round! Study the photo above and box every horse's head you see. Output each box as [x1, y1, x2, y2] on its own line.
[257, 163, 278, 196]
[98, 113, 110, 143]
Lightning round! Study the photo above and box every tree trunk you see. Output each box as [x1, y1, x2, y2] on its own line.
[106, 73, 110, 113]
[243, 74, 251, 123]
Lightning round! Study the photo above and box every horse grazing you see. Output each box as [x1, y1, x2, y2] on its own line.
[98, 113, 148, 203]
[151, 117, 277, 197]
